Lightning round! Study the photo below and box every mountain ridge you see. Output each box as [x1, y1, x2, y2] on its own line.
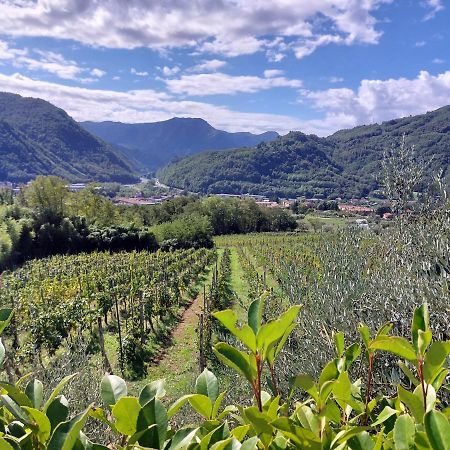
[158, 106, 450, 199]
[0, 92, 138, 183]
[81, 118, 279, 171]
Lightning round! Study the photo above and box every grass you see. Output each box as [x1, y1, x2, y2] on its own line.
[128, 250, 223, 400]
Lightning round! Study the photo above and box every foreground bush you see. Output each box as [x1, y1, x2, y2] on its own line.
[0, 300, 449, 449]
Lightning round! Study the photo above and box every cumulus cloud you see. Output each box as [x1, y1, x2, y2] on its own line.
[190, 59, 227, 73]
[304, 70, 450, 133]
[130, 68, 149, 77]
[264, 69, 284, 78]
[164, 72, 302, 96]
[0, 0, 391, 59]
[0, 40, 104, 82]
[0, 71, 306, 133]
[160, 66, 180, 76]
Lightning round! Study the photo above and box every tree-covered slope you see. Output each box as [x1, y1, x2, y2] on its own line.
[0, 92, 138, 183]
[159, 132, 368, 198]
[159, 106, 450, 198]
[81, 118, 278, 170]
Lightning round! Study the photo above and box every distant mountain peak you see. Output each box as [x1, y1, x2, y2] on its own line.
[81, 118, 279, 171]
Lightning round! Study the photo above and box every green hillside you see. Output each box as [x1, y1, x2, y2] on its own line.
[159, 106, 450, 198]
[0, 92, 138, 183]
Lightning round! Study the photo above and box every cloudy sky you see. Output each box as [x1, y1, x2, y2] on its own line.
[0, 0, 449, 135]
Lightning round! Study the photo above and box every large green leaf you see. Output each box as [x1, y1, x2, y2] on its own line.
[412, 304, 430, 355]
[111, 396, 141, 436]
[213, 343, 256, 383]
[25, 379, 43, 409]
[139, 379, 166, 406]
[196, 369, 219, 403]
[213, 310, 256, 352]
[248, 297, 264, 335]
[1, 394, 31, 424]
[369, 336, 417, 361]
[423, 342, 450, 384]
[168, 427, 198, 450]
[47, 407, 91, 450]
[393, 414, 416, 450]
[46, 395, 69, 431]
[0, 338, 5, 367]
[0, 382, 33, 407]
[100, 374, 127, 410]
[137, 397, 168, 449]
[22, 406, 51, 443]
[398, 385, 425, 423]
[424, 410, 450, 450]
[189, 394, 213, 419]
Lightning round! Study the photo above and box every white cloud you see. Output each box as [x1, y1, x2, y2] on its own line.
[112, 75, 121, 81]
[0, 40, 102, 82]
[0, 71, 306, 133]
[164, 72, 302, 96]
[130, 68, 149, 77]
[160, 65, 180, 76]
[415, 41, 426, 47]
[423, 0, 444, 20]
[0, 0, 391, 59]
[190, 59, 227, 73]
[90, 68, 106, 77]
[264, 69, 284, 78]
[432, 58, 444, 64]
[303, 70, 450, 134]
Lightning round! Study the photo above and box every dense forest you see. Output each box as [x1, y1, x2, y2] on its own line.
[159, 105, 450, 198]
[0, 93, 137, 183]
[0, 176, 296, 269]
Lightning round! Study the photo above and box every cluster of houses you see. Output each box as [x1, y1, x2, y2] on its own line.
[114, 194, 176, 206]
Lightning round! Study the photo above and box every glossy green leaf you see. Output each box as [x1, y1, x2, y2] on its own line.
[248, 297, 264, 335]
[412, 304, 430, 355]
[213, 343, 255, 383]
[137, 397, 168, 449]
[213, 310, 256, 352]
[22, 406, 51, 443]
[187, 394, 211, 419]
[398, 385, 425, 423]
[100, 374, 127, 410]
[0, 338, 5, 367]
[370, 336, 417, 361]
[1, 395, 31, 424]
[371, 406, 398, 426]
[196, 369, 219, 403]
[168, 427, 198, 450]
[25, 379, 43, 409]
[334, 332, 345, 356]
[0, 382, 33, 407]
[111, 396, 140, 436]
[47, 407, 91, 450]
[423, 341, 450, 383]
[394, 414, 416, 450]
[46, 395, 69, 431]
[139, 379, 166, 406]
[424, 410, 450, 450]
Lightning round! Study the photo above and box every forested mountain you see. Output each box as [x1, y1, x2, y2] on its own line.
[0, 92, 138, 183]
[159, 106, 450, 199]
[81, 118, 278, 170]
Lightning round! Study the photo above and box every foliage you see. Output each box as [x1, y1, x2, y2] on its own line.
[0, 92, 137, 183]
[159, 105, 450, 199]
[0, 300, 449, 449]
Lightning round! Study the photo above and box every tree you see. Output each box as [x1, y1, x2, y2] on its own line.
[25, 176, 69, 221]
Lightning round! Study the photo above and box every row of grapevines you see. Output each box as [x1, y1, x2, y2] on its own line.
[0, 248, 215, 379]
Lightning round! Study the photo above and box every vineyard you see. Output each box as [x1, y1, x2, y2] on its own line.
[0, 206, 449, 448]
[0, 248, 215, 381]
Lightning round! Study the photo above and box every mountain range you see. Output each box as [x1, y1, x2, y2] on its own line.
[0, 92, 137, 183]
[158, 106, 450, 199]
[80, 119, 278, 170]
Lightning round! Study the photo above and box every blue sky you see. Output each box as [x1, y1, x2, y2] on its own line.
[0, 0, 449, 134]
